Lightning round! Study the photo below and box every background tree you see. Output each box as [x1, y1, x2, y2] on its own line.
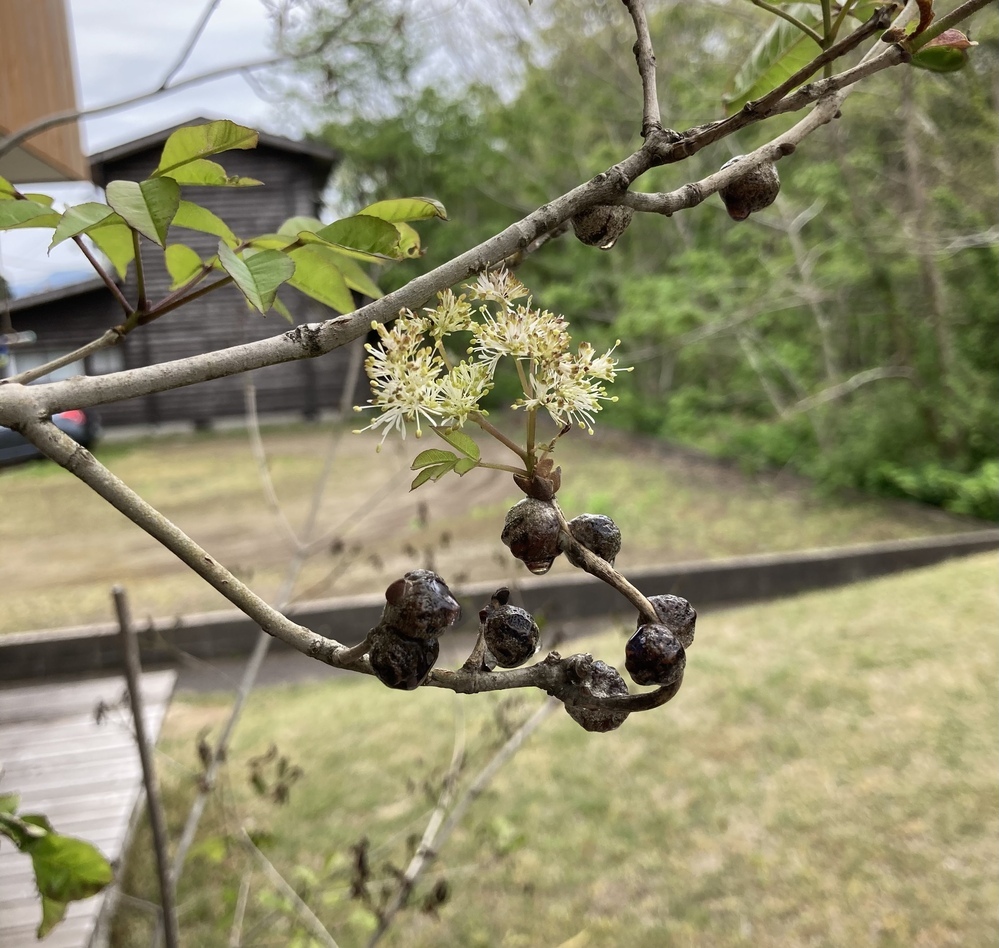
[312, 0, 999, 517]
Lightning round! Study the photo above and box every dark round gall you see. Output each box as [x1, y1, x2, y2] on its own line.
[719, 155, 780, 221]
[367, 624, 440, 690]
[481, 603, 541, 668]
[564, 658, 630, 732]
[566, 513, 622, 568]
[625, 624, 686, 687]
[640, 594, 697, 649]
[571, 205, 634, 250]
[501, 498, 562, 575]
[380, 569, 460, 641]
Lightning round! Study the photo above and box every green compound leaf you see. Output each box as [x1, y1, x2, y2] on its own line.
[412, 449, 459, 470]
[0, 174, 16, 199]
[160, 158, 262, 187]
[0, 793, 18, 815]
[217, 241, 295, 313]
[173, 200, 238, 246]
[0, 200, 60, 230]
[105, 177, 181, 246]
[286, 244, 356, 313]
[165, 243, 206, 290]
[434, 428, 480, 460]
[48, 202, 121, 250]
[724, 3, 822, 114]
[87, 222, 136, 279]
[13, 820, 114, 938]
[359, 197, 448, 223]
[154, 120, 258, 178]
[454, 457, 478, 475]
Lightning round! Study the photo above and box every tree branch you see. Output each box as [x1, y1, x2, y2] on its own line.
[113, 587, 180, 948]
[621, 0, 664, 137]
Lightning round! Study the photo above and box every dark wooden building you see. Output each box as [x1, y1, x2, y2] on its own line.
[5, 119, 368, 427]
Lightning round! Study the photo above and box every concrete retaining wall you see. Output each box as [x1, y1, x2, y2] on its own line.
[1, 529, 996, 681]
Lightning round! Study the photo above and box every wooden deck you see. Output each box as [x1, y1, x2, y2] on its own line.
[0, 671, 176, 947]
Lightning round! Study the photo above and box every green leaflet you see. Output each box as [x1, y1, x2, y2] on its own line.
[1, 807, 113, 939]
[412, 448, 459, 469]
[217, 241, 296, 313]
[312, 215, 402, 258]
[48, 202, 121, 250]
[160, 158, 262, 187]
[105, 177, 181, 246]
[173, 199, 238, 246]
[433, 427, 480, 460]
[409, 446, 479, 490]
[724, 4, 823, 114]
[154, 120, 258, 177]
[0, 200, 60, 230]
[278, 215, 324, 236]
[87, 223, 136, 279]
[359, 196, 448, 223]
[165, 244, 205, 290]
[286, 245, 355, 313]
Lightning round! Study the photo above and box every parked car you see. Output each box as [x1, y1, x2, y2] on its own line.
[0, 409, 100, 466]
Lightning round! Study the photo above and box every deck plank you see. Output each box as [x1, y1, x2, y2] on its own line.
[0, 670, 176, 947]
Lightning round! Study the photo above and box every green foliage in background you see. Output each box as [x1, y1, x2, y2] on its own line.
[314, 3, 999, 519]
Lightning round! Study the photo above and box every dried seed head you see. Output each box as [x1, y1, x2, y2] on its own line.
[640, 594, 696, 648]
[564, 657, 630, 732]
[625, 624, 686, 687]
[501, 498, 563, 575]
[381, 569, 461, 641]
[571, 205, 634, 250]
[367, 624, 440, 690]
[566, 513, 622, 568]
[481, 603, 541, 668]
[719, 155, 780, 221]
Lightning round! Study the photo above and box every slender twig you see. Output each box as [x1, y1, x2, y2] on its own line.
[160, 0, 224, 89]
[7, 328, 122, 385]
[228, 874, 251, 948]
[908, 0, 991, 50]
[243, 381, 301, 549]
[72, 235, 134, 315]
[472, 413, 530, 463]
[621, 0, 663, 136]
[0, 57, 286, 160]
[113, 586, 180, 948]
[240, 830, 340, 948]
[368, 705, 466, 945]
[133, 232, 148, 312]
[751, 0, 824, 45]
[368, 700, 554, 947]
[551, 500, 658, 625]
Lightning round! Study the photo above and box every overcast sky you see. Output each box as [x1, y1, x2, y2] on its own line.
[1, 0, 538, 295]
[2, 0, 289, 295]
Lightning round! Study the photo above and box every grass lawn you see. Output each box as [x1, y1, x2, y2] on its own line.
[0, 418, 981, 635]
[111, 552, 998, 947]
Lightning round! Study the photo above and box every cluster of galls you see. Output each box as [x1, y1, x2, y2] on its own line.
[501, 498, 621, 576]
[367, 569, 461, 690]
[499, 489, 695, 731]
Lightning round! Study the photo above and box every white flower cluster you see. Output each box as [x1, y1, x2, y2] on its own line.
[355, 269, 625, 442]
